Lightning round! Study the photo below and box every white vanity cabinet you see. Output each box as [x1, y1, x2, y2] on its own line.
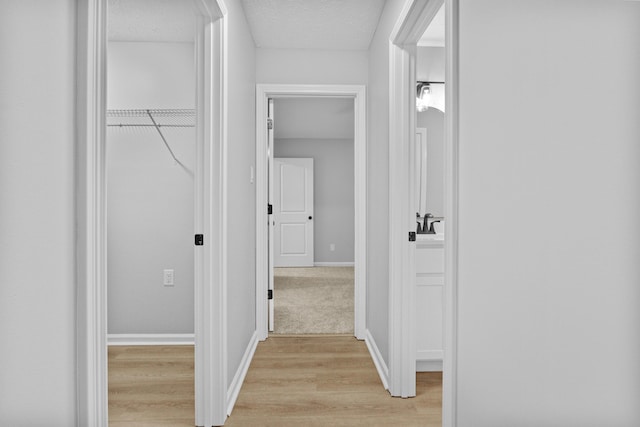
[415, 237, 444, 372]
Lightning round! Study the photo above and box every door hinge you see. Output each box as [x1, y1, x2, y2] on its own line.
[195, 234, 204, 246]
[408, 231, 416, 242]
[268, 204, 273, 215]
[267, 118, 273, 130]
[268, 289, 273, 300]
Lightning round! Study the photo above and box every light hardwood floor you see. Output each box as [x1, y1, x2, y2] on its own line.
[108, 345, 194, 426]
[108, 336, 442, 426]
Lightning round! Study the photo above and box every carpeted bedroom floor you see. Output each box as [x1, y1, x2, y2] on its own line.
[272, 266, 354, 335]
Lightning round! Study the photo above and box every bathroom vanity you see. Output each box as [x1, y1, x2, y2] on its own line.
[415, 234, 444, 372]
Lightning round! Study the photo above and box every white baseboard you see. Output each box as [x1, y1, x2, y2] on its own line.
[107, 333, 195, 346]
[417, 359, 443, 372]
[313, 262, 355, 267]
[227, 331, 259, 416]
[364, 329, 389, 390]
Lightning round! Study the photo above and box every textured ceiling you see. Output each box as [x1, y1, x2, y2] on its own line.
[241, 0, 386, 50]
[274, 98, 354, 140]
[108, 0, 196, 42]
[418, 4, 445, 47]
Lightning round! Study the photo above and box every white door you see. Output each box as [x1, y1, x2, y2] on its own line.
[274, 158, 314, 267]
[267, 99, 275, 331]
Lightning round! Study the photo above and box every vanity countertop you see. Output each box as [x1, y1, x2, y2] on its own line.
[416, 234, 445, 246]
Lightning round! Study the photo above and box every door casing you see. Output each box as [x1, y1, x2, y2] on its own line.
[75, 1, 229, 425]
[255, 84, 367, 341]
[388, 0, 459, 423]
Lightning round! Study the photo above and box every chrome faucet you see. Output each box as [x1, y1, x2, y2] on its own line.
[417, 213, 443, 234]
[423, 213, 433, 233]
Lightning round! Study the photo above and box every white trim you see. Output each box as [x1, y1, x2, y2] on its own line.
[267, 99, 275, 332]
[388, 34, 417, 397]
[364, 329, 389, 390]
[417, 40, 445, 48]
[313, 262, 355, 267]
[226, 332, 259, 416]
[256, 84, 367, 342]
[256, 90, 269, 341]
[389, 0, 458, 422]
[417, 359, 443, 372]
[193, 2, 228, 426]
[443, 0, 460, 425]
[417, 349, 444, 361]
[107, 334, 195, 346]
[76, 1, 228, 426]
[75, 1, 108, 425]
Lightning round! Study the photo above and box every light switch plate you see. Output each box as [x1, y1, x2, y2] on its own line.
[163, 269, 174, 286]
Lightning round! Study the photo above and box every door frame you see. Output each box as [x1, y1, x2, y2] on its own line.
[388, 0, 459, 421]
[75, 0, 228, 425]
[255, 84, 367, 341]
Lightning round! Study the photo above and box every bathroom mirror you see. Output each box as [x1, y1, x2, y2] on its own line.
[416, 10, 446, 227]
[415, 127, 428, 217]
[415, 85, 445, 224]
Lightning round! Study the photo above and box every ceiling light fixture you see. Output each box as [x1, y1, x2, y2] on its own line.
[416, 81, 445, 112]
[416, 82, 431, 112]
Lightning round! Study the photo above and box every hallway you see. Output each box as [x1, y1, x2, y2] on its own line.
[108, 337, 442, 426]
[227, 336, 441, 426]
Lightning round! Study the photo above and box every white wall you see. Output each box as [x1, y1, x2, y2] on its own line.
[107, 42, 195, 109]
[417, 46, 445, 82]
[456, 1, 640, 425]
[274, 98, 354, 140]
[225, 0, 257, 388]
[256, 48, 368, 84]
[366, 0, 407, 370]
[106, 42, 195, 334]
[274, 98, 354, 264]
[0, 1, 77, 424]
[417, 47, 445, 217]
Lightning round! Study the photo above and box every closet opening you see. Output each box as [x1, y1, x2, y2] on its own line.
[77, 0, 226, 424]
[105, 2, 197, 424]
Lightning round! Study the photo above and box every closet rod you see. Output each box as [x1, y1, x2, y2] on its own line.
[107, 108, 195, 116]
[146, 110, 181, 166]
[107, 124, 194, 128]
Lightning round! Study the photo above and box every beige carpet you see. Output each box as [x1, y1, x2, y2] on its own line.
[272, 267, 354, 335]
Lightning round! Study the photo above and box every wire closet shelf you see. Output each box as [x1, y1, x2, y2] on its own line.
[107, 109, 196, 166]
[107, 108, 196, 128]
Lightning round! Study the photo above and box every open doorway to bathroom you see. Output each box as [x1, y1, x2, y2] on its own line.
[388, 0, 451, 418]
[268, 97, 356, 336]
[414, 2, 446, 375]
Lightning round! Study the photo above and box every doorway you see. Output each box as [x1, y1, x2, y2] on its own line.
[76, 0, 227, 425]
[105, 3, 197, 424]
[267, 97, 356, 335]
[255, 85, 367, 341]
[388, 0, 459, 421]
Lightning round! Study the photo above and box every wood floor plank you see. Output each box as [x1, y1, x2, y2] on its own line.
[108, 337, 442, 426]
[226, 336, 442, 426]
[108, 345, 195, 424]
